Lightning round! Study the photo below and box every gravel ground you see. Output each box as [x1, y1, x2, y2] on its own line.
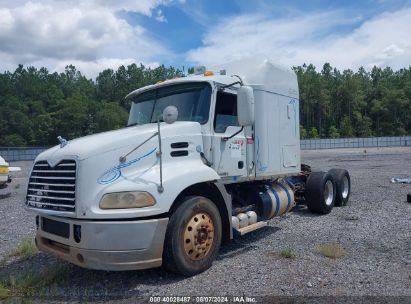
[0, 147, 410, 302]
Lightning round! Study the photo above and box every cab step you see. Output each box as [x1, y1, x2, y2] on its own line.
[234, 221, 268, 236]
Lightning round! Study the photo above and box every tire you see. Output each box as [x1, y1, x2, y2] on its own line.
[163, 196, 222, 276]
[407, 193, 411, 204]
[305, 171, 336, 214]
[328, 168, 351, 207]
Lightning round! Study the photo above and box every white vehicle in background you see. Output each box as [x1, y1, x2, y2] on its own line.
[25, 59, 351, 276]
[0, 156, 21, 191]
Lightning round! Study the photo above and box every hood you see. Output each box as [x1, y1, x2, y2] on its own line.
[37, 122, 201, 162]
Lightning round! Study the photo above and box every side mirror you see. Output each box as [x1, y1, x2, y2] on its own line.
[237, 86, 254, 126]
[162, 106, 178, 124]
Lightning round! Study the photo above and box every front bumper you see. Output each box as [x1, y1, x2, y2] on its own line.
[0, 173, 10, 185]
[35, 215, 169, 271]
[0, 174, 10, 194]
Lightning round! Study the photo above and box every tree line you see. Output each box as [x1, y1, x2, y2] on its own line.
[0, 64, 181, 146]
[0, 63, 410, 146]
[294, 63, 411, 138]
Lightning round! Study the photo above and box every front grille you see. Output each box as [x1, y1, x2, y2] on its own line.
[26, 160, 76, 212]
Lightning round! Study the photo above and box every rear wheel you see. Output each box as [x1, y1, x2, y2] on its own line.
[328, 168, 350, 206]
[305, 171, 336, 214]
[163, 196, 222, 276]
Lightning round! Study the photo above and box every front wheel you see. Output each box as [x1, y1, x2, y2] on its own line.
[305, 171, 336, 214]
[163, 196, 222, 276]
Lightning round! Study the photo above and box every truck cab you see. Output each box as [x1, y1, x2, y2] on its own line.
[26, 59, 350, 276]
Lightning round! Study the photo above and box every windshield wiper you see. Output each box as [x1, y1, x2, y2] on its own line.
[128, 119, 164, 127]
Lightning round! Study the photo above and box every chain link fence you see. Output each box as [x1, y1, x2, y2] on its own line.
[0, 146, 49, 162]
[300, 136, 411, 150]
[1, 136, 410, 161]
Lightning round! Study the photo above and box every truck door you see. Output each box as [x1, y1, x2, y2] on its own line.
[211, 91, 247, 180]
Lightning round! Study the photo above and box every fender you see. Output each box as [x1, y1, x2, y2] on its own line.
[83, 157, 221, 219]
[154, 159, 221, 213]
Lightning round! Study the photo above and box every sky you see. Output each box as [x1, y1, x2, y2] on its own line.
[1, 0, 411, 78]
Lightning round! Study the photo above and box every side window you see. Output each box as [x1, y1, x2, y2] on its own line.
[214, 91, 239, 133]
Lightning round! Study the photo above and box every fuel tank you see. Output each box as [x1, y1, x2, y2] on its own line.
[249, 181, 295, 220]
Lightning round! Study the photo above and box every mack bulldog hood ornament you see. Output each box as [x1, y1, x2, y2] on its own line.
[57, 136, 68, 148]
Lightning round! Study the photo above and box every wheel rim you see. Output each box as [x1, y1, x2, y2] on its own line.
[183, 213, 215, 260]
[324, 180, 334, 206]
[342, 176, 349, 199]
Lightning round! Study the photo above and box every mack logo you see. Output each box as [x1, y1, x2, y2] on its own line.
[47, 159, 59, 168]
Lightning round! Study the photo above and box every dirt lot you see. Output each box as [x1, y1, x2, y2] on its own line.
[0, 147, 410, 302]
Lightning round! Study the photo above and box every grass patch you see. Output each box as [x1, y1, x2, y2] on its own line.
[318, 242, 347, 259]
[341, 214, 359, 221]
[0, 237, 61, 300]
[279, 248, 296, 259]
[0, 237, 37, 271]
[0, 256, 7, 269]
[0, 263, 68, 300]
[9, 238, 37, 261]
[0, 282, 10, 299]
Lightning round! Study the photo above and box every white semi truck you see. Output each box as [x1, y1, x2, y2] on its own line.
[1, 156, 20, 192]
[0, 156, 12, 189]
[26, 59, 351, 276]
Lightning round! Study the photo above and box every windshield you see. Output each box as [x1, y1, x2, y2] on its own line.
[127, 82, 212, 126]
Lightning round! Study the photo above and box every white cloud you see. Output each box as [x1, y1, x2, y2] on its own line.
[155, 9, 167, 22]
[0, 2, 134, 61]
[0, 0, 174, 78]
[53, 58, 160, 78]
[0, 0, 179, 15]
[85, 0, 184, 16]
[186, 7, 411, 70]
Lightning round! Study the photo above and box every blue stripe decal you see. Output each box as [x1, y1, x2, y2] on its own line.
[256, 136, 267, 172]
[269, 186, 280, 216]
[97, 147, 157, 185]
[277, 183, 292, 211]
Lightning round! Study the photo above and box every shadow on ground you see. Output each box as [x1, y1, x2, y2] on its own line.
[0, 225, 281, 302]
[291, 204, 319, 218]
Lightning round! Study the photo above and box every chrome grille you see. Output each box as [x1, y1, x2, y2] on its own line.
[26, 160, 76, 212]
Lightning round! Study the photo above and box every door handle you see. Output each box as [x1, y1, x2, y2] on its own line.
[238, 161, 244, 169]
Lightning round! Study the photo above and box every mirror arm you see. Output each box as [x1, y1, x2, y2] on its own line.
[119, 132, 158, 163]
[199, 152, 213, 167]
[219, 75, 244, 91]
[222, 126, 244, 141]
[157, 118, 164, 193]
[232, 75, 244, 86]
[219, 81, 242, 91]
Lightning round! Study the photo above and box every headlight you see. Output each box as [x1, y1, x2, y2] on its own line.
[99, 191, 156, 209]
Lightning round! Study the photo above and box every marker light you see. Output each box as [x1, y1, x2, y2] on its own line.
[204, 71, 214, 76]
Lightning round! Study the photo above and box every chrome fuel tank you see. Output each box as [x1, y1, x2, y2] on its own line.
[250, 181, 295, 219]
